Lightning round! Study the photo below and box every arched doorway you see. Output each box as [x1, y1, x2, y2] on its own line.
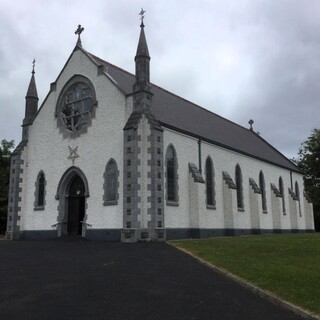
[67, 175, 85, 235]
[55, 166, 90, 237]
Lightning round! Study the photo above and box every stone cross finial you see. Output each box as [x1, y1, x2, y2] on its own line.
[139, 8, 146, 26]
[32, 58, 36, 74]
[75, 25, 84, 46]
[248, 119, 254, 131]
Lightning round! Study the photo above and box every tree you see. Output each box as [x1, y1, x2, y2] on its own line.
[0, 139, 15, 234]
[294, 129, 320, 231]
[0, 139, 15, 157]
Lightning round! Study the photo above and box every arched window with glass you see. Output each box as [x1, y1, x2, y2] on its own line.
[34, 171, 46, 210]
[103, 159, 119, 205]
[279, 177, 286, 213]
[205, 157, 216, 208]
[166, 145, 178, 203]
[235, 164, 244, 210]
[295, 181, 301, 216]
[259, 171, 267, 212]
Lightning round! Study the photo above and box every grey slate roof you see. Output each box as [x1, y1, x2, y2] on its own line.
[87, 51, 300, 173]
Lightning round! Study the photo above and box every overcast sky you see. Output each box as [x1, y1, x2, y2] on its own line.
[1, 0, 319, 159]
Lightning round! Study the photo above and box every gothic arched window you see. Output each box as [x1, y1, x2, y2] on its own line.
[103, 159, 119, 205]
[259, 171, 267, 212]
[235, 165, 244, 210]
[205, 157, 215, 207]
[279, 177, 286, 213]
[295, 181, 300, 201]
[295, 181, 301, 216]
[166, 145, 178, 203]
[34, 171, 46, 210]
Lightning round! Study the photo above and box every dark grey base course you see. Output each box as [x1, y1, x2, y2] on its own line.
[85, 228, 121, 241]
[22, 229, 122, 241]
[23, 230, 58, 240]
[165, 228, 314, 240]
[21, 228, 315, 241]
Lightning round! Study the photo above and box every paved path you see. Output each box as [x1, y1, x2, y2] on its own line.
[0, 239, 308, 320]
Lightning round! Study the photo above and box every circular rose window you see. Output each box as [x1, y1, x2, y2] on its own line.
[60, 82, 94, 132]
[56, 75, 97, 135]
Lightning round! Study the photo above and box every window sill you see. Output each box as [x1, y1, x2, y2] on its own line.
[34, 206, 45, 211]
[166, 201, 179, 207]
[104, 200, 118, 206]
[237, 208, 245, 212]
[206, 205, 216, 210]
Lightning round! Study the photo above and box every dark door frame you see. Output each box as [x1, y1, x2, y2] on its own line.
[55, 166, 90, 237]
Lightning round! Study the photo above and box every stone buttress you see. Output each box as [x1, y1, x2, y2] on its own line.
[6, 62, 38, 239]
[122, 20, 165, 242]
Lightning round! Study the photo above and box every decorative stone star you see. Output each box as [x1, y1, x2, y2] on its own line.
[68, 146, 79, 165]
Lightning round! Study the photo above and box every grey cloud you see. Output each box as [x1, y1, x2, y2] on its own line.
[1, 0, 320, 161]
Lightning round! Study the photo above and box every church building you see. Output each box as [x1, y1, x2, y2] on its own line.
[6, 16, 314, 241]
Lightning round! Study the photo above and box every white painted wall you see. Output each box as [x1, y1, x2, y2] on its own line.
[163, 129, 198, 228]
[20, 49, 127, 232]
[163, 128, 311, 232]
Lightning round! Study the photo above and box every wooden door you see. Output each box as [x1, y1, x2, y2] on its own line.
[67, 176, 85, 235]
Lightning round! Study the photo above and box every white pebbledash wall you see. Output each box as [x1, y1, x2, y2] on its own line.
[163, 128, 314, 233]
[19, 49, 127, 233]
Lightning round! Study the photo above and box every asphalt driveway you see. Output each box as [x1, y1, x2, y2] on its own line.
[0, 239, 310, 320]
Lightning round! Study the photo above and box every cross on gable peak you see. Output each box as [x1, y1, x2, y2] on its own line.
[74, 25, 85, 47]
[32, 58, 36, 74]
[139, 8, 146, 27]
[75, 25, 84, 36]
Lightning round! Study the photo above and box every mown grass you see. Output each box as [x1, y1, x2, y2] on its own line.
[171, 233, 320, 315]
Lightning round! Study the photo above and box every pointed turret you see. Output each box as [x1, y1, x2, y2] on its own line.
[122, 11, 164, 242]
[136, 22, 149, 57]
[133, 11, 152, 113]
[133, 10, 151, 94]
[26, 67, 38, 99]
[22, 59, 39, 139]
[23, 60, 39, 125]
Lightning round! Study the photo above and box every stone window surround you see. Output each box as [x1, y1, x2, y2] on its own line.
[295, 181, 302, 216]
[279, 176, 286, 214]
[55, 74, 97, 138]
[34, 170, 46, 211]
[165, 144, 179, 206]
[235, 164, 244, 211]
[259, 170, 268, 213]
[205, 156, 216, 210]
[103, 158, 120, 206]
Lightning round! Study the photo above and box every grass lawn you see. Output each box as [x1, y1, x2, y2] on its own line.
[171, 233, 320, 316]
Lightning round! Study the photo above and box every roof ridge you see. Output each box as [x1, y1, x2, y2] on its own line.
[86, 51, 298, 172]
[87, 51, 136, 78]
[249, 129, 299, 171]
[87, 51, 251, 133]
